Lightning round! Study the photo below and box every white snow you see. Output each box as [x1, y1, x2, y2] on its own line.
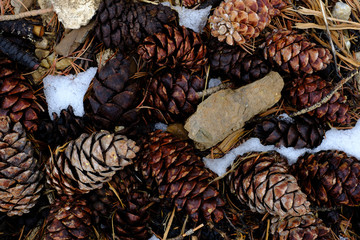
[43, 67, 97, 119]
[277, 113, 294, 123]
[154, 122, 168, 131]
[148, 235, 160, 240]
[204, 120, 360, 176]
[208, 78, 222, 88]
[161, 2, 212, 33]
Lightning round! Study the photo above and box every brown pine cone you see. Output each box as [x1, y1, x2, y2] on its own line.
[46, 131, 140, 195]
[36, 106, 85, 148]
[0, 58, 40, 132]
[143, 69, 205, 123]
[270, 213, 330, 240]
[291, 151, 360, 207]
[137, 25, 207, 72]
[262, 29, 332, 74]
[182, 0, 204, 7]
[138, 130, 225, 222]
[44, 196, 93, 240]
[0, 116, 43, 216]
[254, 115, 325, 149]
[208, 0, 286, 46]
[96, 0, 177, 51]
[229, 152, 310, 218]
[288, 75, 350, 125]
[86, 54, 142, 130]
[208, 38, 271, 84]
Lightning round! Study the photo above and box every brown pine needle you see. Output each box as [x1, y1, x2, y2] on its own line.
[163, 207, 176, 240]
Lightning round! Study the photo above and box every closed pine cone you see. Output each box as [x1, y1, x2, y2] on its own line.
[270, 213, 330, 240]
[229, 152, 310, 218]
[291, 151, 360, 207]
[138, 25, 207, 72]
[96, 0, 177, 51]
[262, 29, 332, 74]
[254, 115, 325, 149]
[288, 75, 350, 125]
[144, 69, 205, 123]
[208, 0, 286, 46]
[137, 130, 225, 222]
[86, 54, 142, 130]
[46, 131, 139, 195]
[0, 116, 43, 216]
[43, 196, 93, 240]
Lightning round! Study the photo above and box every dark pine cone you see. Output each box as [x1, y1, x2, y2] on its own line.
[96, 0, 177, 51]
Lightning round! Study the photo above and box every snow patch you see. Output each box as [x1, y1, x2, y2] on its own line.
[154, 122, 168, 131]
[43, 67, 97, 119]
[204, 121, 360, 175]
[148, 235, 160, 240]
[208, 78, 222, 88]
[162, 2, 211, 33]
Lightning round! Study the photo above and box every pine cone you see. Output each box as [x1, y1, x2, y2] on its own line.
[208, 0, 286, 46]
[254, 115, 325, 149]
[46, 131, 140, 195]
[270, 213, 330, 240]
[208, 38, 271, 84]
[96, 0, 177, 51]
[0, 116, 43, 216]
[291, 151, 360, 207]
[137, 25, 207, 71]
[36, 106, 85, 148]
[262, 29, 332, 74]
[0, 59, 40, 132]
[44, 196, 93, 240]
[143, 69, 205, 123]
[288, 75, 350, 125]
[138, 130, 225, 222]
[182, 0, 204, 7]
[86, 54, 141, 130]
[229, 152, 310, 218]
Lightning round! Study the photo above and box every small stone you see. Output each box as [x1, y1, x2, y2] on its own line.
[35, 49, 50, 60]
[56, 58, 72, 70]
[35, 38, 49, 49]
[96, 49, 115, 70]
[46, 53, 56, 66]
[40, 59, 50, 69]
[31, 67, 48, 85]
[184, 71, 284, 149]
[332, 2, 352, 20]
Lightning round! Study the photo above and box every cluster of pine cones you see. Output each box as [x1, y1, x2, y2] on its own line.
[0, 0, 359, 239]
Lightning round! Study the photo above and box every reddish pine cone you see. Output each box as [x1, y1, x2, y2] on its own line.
[46, 131, 139, 195]
[208, 38, 271, 84]
[288, 75, 350, 125]
[229, 152, 310, 218]
[0, 116, 43, 216]
[86, 54, 141, 130]
[138, 130, 225, 222]
[138, 25, 207, 71]
[291, 151, 360, 207]
[96, 0, 177, 51]
[270, 213, 330, 240]
[0, 58, 40, 132]
[44, 196, 93, 240]
[182, 0, 205, 7]
[144, 69, 205, 123]
[209, 0, 286, 46]
[262, 29, 332, 74]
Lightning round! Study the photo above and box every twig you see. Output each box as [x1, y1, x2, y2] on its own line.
[319, 0, 340, 77]
[196, 82, 233, 98]
[0, 7, 53, 21]
[167, 224, 204, 240]
[163, 207, 176, 240]
[289, 69, 359, 118]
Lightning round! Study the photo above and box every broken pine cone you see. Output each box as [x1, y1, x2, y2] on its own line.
[137, 130, 225, 222]
[138, 25, 207, 72]
[143, 69, 205, 124]
[254, 115, 325, 149]
[0, 57, 40, 132]
[288, 75, 350, 125]
[86, 53, 142, 131]
[208, 0, 286, 46]
[96, 0, 177, 51]
[43, 196, 93, 240]
[0, 19, 44, 41]
[36, 106, 86, 148]
[46, 130, 140, 195]
[262, 29, 332, 75]
[229, 152, 310, 218]
[0, 116, 43, 216]
[270, 213, 330, 240]
[208, 38, 271, 85]
[182, 0, 205, 7]
[291, 150, 360, 207]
